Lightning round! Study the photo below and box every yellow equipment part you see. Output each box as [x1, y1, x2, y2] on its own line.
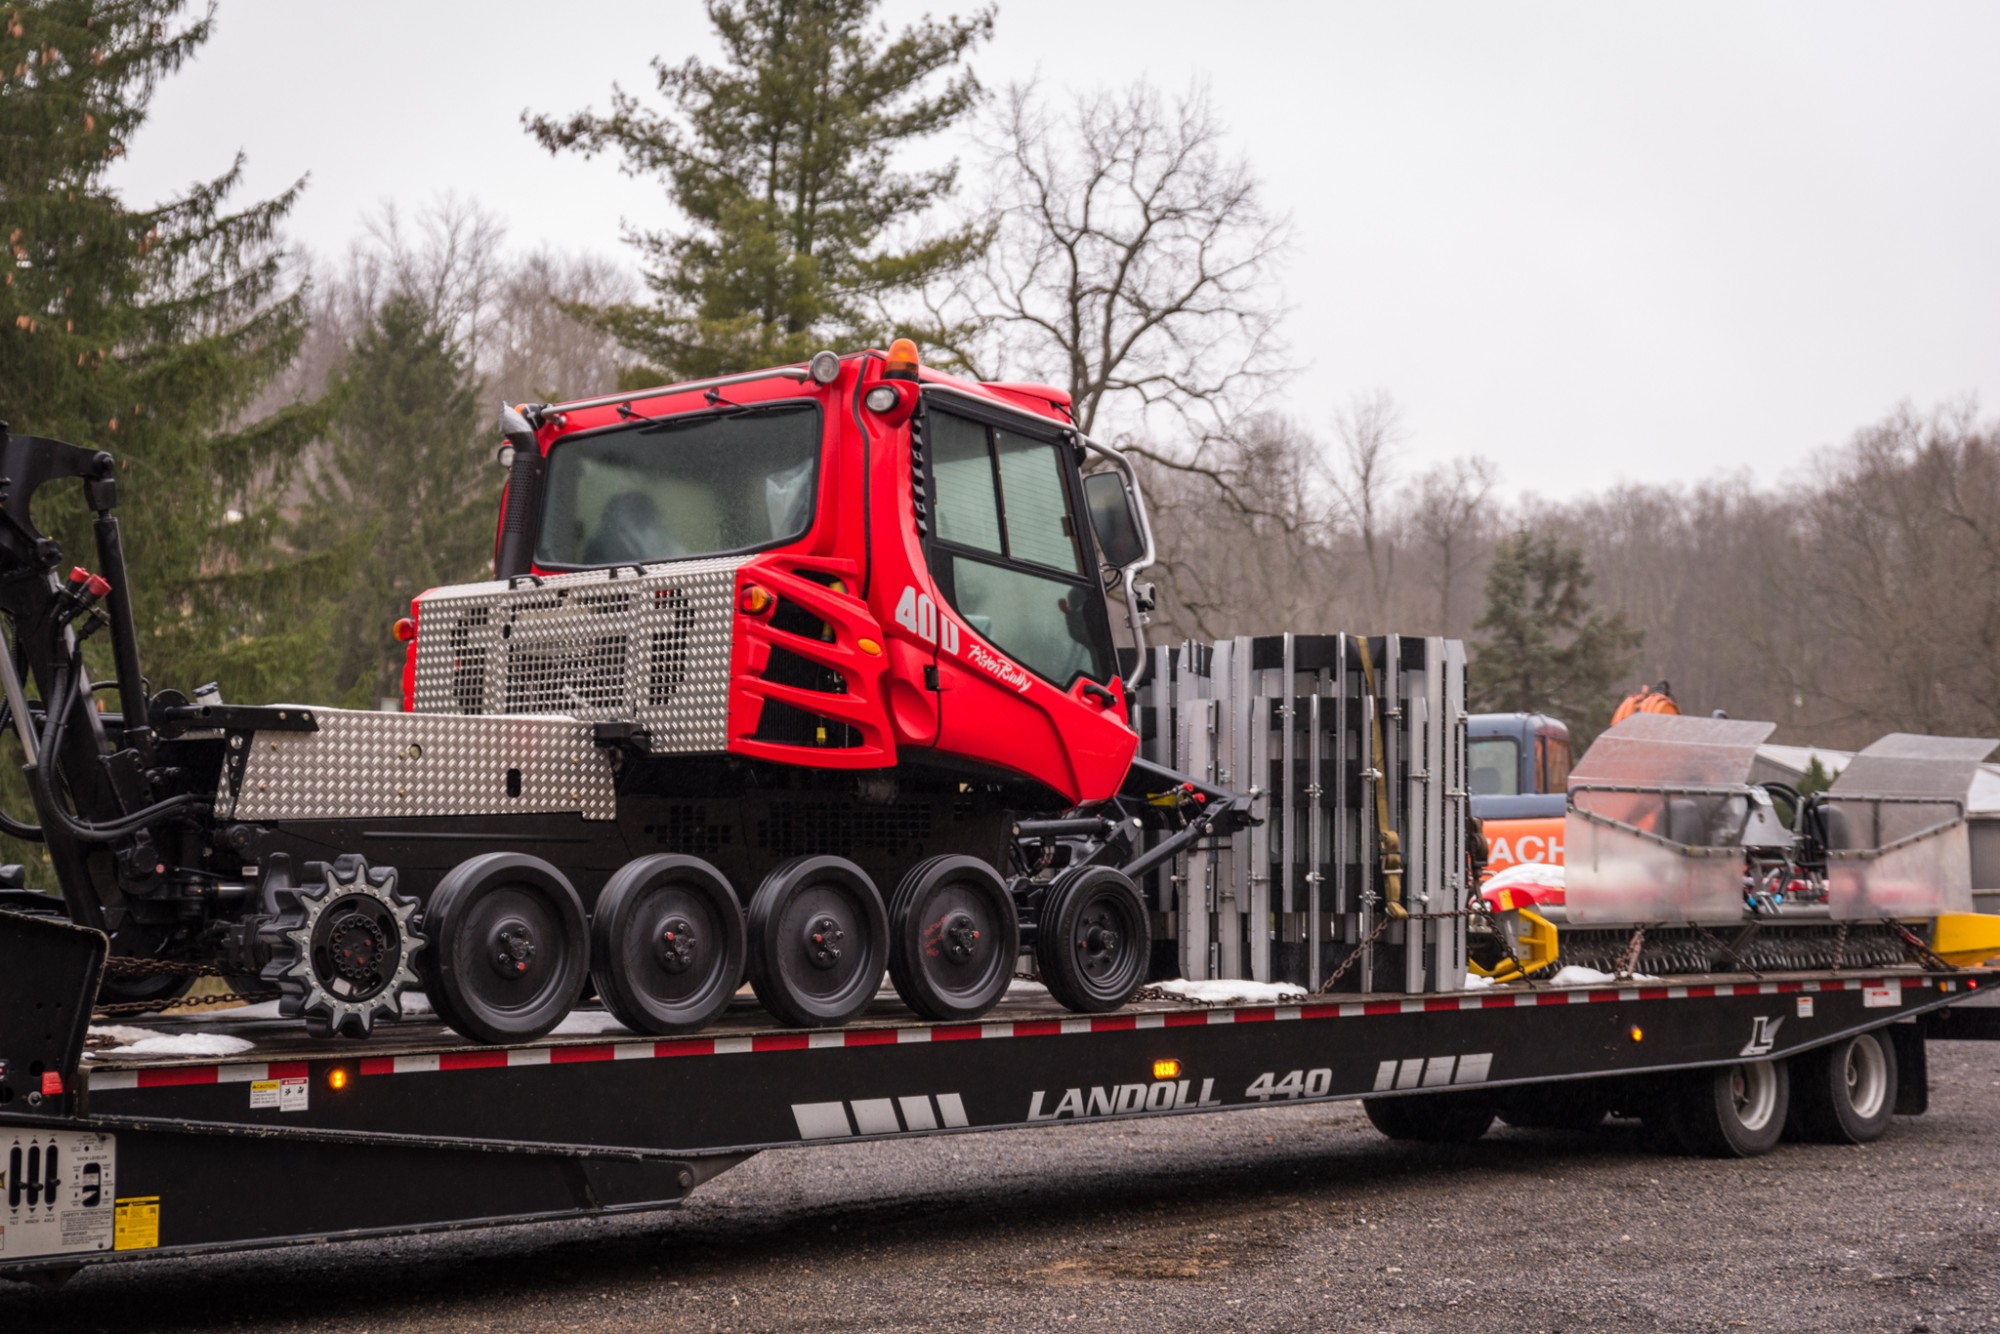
[1930, 913, 2000, 967]
[1469, 905, 1560, 984]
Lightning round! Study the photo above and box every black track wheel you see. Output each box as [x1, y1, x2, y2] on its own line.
[423, 853, 589, 1045]
[1034, 866, 1149, 1014]
[746, 855, 887, 1029]
[1668, 1059, 1790, 1158]
[590, 854, 745, 1036]
[1787, 1031, 1897, 1144]
[1364, 1091, 1496, 1143]
[887, 855, 1019, 1022]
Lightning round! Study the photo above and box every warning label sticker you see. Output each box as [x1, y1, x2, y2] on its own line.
[250, 1077, 310, 1112]
[1862, 984, 1902, 1009]
[114, 1196, 159, 1251]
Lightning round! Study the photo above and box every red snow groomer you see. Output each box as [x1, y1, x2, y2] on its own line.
[380, 342, 1248, 1040]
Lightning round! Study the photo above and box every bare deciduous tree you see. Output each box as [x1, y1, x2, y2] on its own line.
[1408, 454, 1499, 633]
[927, 81, 1288, 456]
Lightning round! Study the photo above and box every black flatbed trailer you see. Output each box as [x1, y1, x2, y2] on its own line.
[5, 902, 1995, 1286]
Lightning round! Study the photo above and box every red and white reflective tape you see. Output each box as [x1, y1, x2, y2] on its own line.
[89, 974, 1933, 1092]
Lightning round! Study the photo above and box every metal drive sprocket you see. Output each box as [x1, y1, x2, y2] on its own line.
[259, 855, 424, 1039]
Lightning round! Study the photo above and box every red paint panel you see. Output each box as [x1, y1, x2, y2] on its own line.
[1586, 990, 1621, 1005]
[752, 1034, 811, 1053]
[1363, 1001, 1402, 1016]
[1686, 985, 1718, 998]
[439, 1049, 509, 1071]
[1638, 988, 1670, 1001]
[1011, 1019, 1064, 1038]
[1300, 1004, 1344, 1020]
[265, 1061, 312, 1080]
[654, 1038, 716, 1059]
[1163, 1011, 1211, 1028]
[933, 1024, 984, 1042]
[136, 1066, 218, 1088]
[1089, 1015, 1137, 1033]
[359, 1056, 396, 1077]
[1424, 997, 1459, 1012]
[841, 1029, 899, 1047]
[549, 1044, 616, 1065]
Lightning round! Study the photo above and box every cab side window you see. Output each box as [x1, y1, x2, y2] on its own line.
[921, 406, 1115, 688]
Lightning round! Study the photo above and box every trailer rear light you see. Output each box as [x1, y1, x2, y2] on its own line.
[1629, 1026, 1644, 1043]
[738, 584, 775, 616]
[328, 1067, 350, 1091]
[1153, 1059, 1181, 1080]
[392, 617, 416, 642]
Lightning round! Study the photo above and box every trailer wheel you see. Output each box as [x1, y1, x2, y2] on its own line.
[746, 856, 887, 1028]
[1364, 1092, 1496, 1143]
[423, 853, 589, 1045]
[1668, 1059, 1789, 1158]
[1787, 1031, 1897, 1144]
[590, 855, 745, 1036]
[1034, 867, 1149, 1014]
[888, 855, 1019, 1022]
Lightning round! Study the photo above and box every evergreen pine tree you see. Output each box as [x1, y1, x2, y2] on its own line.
[0, 0, 323, 701]
[303, 293, 491, 707]
[526, 0, 992, 383]
[1468, 528, 1642, 744]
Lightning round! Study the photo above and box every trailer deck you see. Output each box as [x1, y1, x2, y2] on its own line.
[4, 958, 1987, 1283]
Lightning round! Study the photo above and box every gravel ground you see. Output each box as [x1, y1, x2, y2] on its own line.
[13, 1042, 2000, 1333]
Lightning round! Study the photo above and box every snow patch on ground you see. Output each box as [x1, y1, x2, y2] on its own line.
[84, 1025, 155, 1046]
[548, 1009, 633, 1037]
[1150, 978, 1308, 1004]
[92, 1033, 255, 1059]
[1549, 965, 1662, 986]
[1460, 973, 1497, 989]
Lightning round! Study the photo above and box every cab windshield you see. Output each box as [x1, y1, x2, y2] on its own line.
[535, 405, 821, 568]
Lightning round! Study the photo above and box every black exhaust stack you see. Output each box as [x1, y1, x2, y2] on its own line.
[494, 404, 544, 579]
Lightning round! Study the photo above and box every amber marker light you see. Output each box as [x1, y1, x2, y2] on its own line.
[737, 584, 775, 616]
[1629, 1026, 1644, 1043]
[328, 1067, 350, 1091]
[392, 617, 416, 642]
[883, 337, 920, 381]
[1153, 1058, 1181, 1080]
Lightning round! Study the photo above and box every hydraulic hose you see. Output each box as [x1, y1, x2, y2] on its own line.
[28, 665, 205, 843]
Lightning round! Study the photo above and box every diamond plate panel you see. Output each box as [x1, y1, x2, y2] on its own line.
[227, 709, 617, 822]
[409, 557, 742, 752]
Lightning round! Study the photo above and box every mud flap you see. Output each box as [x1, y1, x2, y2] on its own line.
[1890, 1021, 1928, 1117]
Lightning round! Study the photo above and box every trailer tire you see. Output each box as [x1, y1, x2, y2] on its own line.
[747, 856, 887, 1028]
[888, 855, 1018, 1022]
[1786, 1031, 1897, 1144]
[423, 853, 590, 1045]
[591, 855, 745, 1036]
[1668, 1059, 1789, 1158]
[1364, 1091, 1496, 1143]
[1035, 867, 1149, 1014]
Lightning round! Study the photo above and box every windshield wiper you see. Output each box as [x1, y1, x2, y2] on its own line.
[636, 400, 802, 435]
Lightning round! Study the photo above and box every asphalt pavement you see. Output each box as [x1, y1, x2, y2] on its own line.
[12, 1042, 2000, 1333]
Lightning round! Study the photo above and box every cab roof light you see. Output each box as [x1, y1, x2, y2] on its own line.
[883, 338, 920, 382]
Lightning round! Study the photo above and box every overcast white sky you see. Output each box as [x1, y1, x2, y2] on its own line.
[109, 1, 2000, 499]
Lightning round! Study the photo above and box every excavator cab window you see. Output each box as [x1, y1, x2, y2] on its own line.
[1539, 735, 1573, 792]
[923, 403, 1117, 688]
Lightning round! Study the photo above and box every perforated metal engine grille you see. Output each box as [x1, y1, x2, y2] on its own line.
[226, 709, 616, 821]
[410, 557, 742, 751]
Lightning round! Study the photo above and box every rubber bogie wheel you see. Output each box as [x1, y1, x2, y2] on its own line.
[746, 855, 887, 1029]
[1787, 1031, 1897, 1144]
[590, 854, 746, 1036]
[887, 855, 1019, 1022]
[1034, 867, 1149, 1015]
[1669, 1059, 1790, 1158]
[423, 853, 589, 1045]
[1364, 1091, 1497, 1143]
